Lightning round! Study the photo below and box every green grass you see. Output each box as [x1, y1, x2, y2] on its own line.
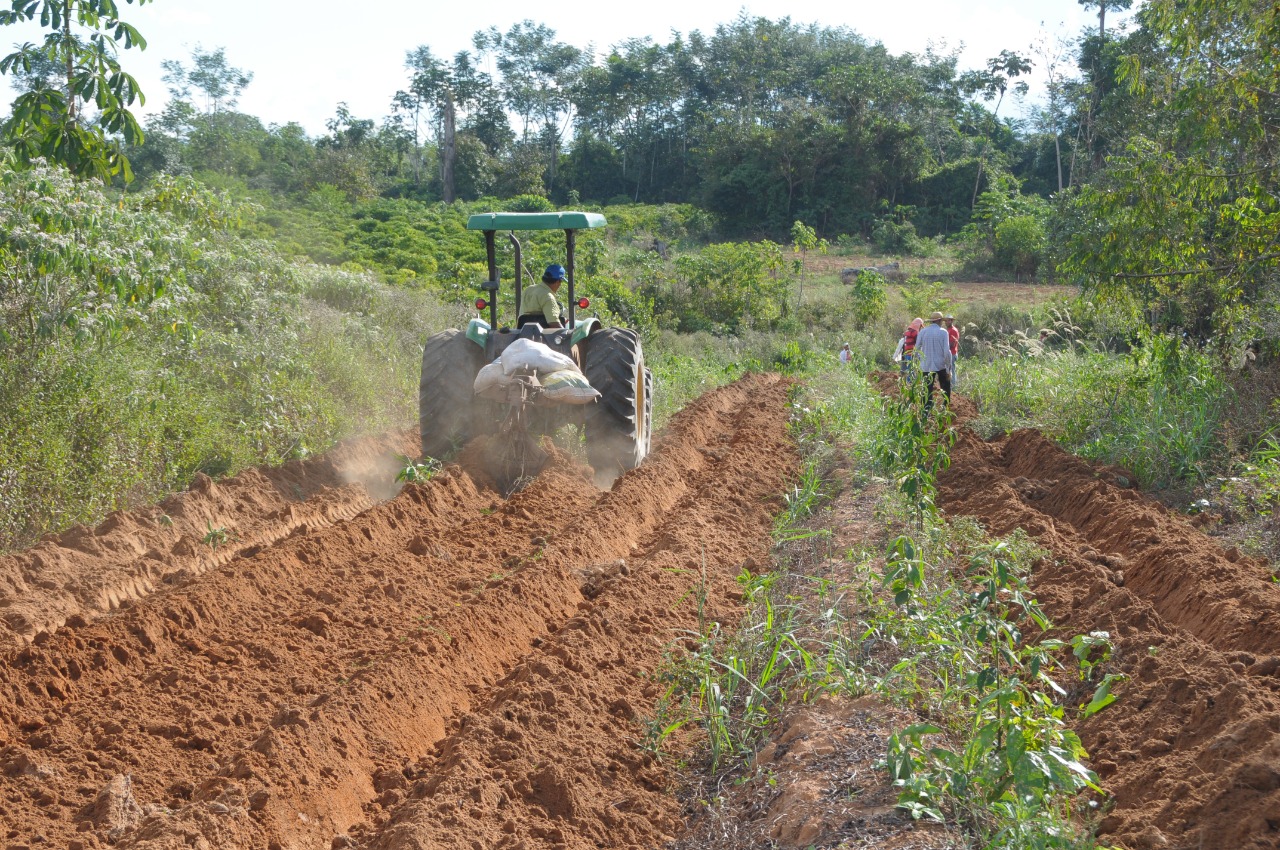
[962, 335, 1231, 489]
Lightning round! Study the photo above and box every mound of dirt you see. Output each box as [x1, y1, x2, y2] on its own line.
[941, 428, 1280, 850]
[0, 373, 798, 850]
[0, 430, 419, 651]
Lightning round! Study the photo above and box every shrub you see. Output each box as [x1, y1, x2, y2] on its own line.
[898, 275, 952, 320]
[872, 217, 923, 255]
[506, 193, 555, 212]
[993, 214, 1046, 279]
[670, 240, 789, 333]
[850, 271, 889, 329]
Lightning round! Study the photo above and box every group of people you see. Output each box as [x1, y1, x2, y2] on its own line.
[835, 312, 960, 410]
[898, 312, 959, 409]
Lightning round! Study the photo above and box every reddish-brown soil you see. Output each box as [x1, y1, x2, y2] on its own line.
[9, 364, 1276, 850]
[940, 428, 1280, 850]
[0, 430, 418, 651]
[0, 373, 798, 850]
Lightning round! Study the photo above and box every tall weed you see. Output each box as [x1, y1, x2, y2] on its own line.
[964, 333, 1229, 488]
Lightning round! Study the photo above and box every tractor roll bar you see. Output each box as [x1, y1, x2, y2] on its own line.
[483, 230, 499, 328]
[509, 232, 523, 319]
[566, 228, 576, 328]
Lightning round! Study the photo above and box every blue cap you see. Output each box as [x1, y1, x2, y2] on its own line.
[544, 263, 567, 281]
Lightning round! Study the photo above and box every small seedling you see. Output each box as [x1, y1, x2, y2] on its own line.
[396, 455, 443, 484]
[202, 522, 232, 550]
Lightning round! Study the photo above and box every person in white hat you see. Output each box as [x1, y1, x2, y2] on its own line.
[916, 311, 952, 410]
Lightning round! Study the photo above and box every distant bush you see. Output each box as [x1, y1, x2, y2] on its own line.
[670, 241, 789, 334]
[872, 217, 923, 255]
[993, 214, 1046, 279]
[898, 274, 952, 319]
[958, 180, 1051, 279]
[506, 193, 555, 212]
[850, 271, 888, 329]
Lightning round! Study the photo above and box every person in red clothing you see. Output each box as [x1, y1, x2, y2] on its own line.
[899, 317, 924, 380]
[944, 314, 960, 385]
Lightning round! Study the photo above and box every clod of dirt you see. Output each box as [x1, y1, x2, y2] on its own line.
[93, 775, 142, 839]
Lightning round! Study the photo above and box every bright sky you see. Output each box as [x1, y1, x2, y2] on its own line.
[0, 0, 1133, 137]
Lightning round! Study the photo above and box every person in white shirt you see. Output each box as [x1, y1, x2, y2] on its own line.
[916, 311, 952, 411]
[838, 342, 852, 364]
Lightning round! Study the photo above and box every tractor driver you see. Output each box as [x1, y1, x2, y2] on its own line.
[517, 264, 567, 329]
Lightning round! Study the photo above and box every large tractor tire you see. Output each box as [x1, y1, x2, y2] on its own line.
[582, 328, 652, 486]
[419, 329, 488, 459]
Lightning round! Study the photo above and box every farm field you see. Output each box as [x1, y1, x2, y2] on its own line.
[1, 372, 1276, 850]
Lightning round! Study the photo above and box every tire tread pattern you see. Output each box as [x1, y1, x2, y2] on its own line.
[419, 329, 488, 459]
[582, 328, 648, 479]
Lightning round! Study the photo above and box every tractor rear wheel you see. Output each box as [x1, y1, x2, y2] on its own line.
[582, 328, 651, 486]
[419, 329, 488, 459]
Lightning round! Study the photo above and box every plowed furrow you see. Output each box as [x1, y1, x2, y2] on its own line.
[940, 427, 1280, 850]
[0, 430, 420, 649]
[0, 463, 596, 847]
[366, 373, 795, 850]
[0, 373, 798, 850]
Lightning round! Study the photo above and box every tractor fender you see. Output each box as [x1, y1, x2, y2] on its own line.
[466, 318, 491, 348]
[569, 317, 600, 347]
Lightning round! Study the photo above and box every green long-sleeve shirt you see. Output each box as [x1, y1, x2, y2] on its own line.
[522, 281, 561, 325]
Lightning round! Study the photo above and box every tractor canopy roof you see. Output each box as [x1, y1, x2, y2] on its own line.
[465, 211, 607, 231]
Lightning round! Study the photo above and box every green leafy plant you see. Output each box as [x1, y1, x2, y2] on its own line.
[873, 377, 957, 527]
[0, 0, 152, 181]
[396, 455, 443, 484]
[898, 274, 952, 320]
[875, 533, 1112, 847]
[645, 569, 849, 772]
[201, 521, 233, 550]
[849, 270, 888, 329]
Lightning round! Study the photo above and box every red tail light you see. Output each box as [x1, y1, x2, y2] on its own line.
[475, 298, 488, 311]
[577, 297, 590, 309]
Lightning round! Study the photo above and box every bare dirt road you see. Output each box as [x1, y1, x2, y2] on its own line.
[0, 373, 797, 850]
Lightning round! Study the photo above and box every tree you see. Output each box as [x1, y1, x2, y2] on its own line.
[396, 46, 494, 202]
[147, 46, 260, 177]
[1078, 0, 1134, 38]
[0, 0, 151, 181]
[160, 45, 252, 113]
[961, 50, 1032, 207]
[573, 38, 681, 203]
[790, 219, 828, 305]
[473, 20, 586, 193]
[1057, 0, 1280, 354]
[1030, 32, 1075, 192]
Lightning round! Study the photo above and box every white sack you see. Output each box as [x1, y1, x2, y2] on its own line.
[500, 338, 579, 376]
[473, 360, 514, 395]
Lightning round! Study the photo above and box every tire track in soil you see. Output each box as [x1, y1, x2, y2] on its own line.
[940, 427, 1280, 850]
[0, 372, 798, 850]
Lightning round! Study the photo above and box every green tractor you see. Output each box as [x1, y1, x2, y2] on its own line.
[419, 212, 652, 486]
